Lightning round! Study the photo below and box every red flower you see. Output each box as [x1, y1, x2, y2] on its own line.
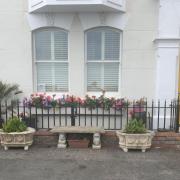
[92, 96, 96, 100]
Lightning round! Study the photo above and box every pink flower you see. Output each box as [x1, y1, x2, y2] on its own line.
[81, 100, 85, 105]
[65, 97, 72, 103]
[76, 97, 83, 104]
[40, 94, 44, 98]
[47, 96, 52, 102]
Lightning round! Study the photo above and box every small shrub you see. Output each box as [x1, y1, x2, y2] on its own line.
[2, 117, 27, 133]
[124, 118, 147, 134]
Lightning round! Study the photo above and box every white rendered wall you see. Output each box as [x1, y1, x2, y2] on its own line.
[27, 0, 157, 99]
[0, 0, 157, 100]
[122, 0, 157, 100]
[155, 0, 180, 101]
[0, 0, 33, 96]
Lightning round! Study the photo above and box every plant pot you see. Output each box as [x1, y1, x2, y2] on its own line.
[68, 139, 90, 148]
[0, 127, 35, 151]
[116, 130, 154, 152]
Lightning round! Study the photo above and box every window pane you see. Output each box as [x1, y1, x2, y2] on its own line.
[87, 30, 102, 60]
[87, 63, 102, 91]
[104, 29, 120, 60]
[54, 62, 68, 91]
[54, 31, 68, 61]
[37, 62, 68, 92]
[86, 27, 120, 92]
[37, 62, 53, 92]
[35, 28, 69, 92]
[104, 62, 119, 91]
[35, 30, 51, 60]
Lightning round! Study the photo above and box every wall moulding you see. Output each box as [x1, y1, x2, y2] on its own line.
[153, 38, 180, 48]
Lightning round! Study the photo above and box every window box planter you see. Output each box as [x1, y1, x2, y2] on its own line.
[116, 130, 154, 152]
[68, 139, 90, 148]
[0, 127, 35, 151]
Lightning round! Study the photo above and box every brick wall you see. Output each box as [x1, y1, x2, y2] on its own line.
[33, 130, 119, 148]
[152, 132, 180, 149]
[34, 130, 180, 149]
[34, 130, 58, 147]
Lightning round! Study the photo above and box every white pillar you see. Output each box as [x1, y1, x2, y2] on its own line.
[155, 0, 180, 101]
[154, 39, 180, 101]
[153, 0, 180, 129]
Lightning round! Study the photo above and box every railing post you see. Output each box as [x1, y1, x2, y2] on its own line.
[71, 106, 75, 126]
[151, 100, 154, 131]
[175, 98, 180, 133]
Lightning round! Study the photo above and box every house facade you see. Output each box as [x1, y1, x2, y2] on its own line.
[0, 0, 179, 101]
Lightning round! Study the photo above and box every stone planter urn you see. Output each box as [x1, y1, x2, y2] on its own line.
[116, 130, 154, 152]
[0, 127, 35, 151]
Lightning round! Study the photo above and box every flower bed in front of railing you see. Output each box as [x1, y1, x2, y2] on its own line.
[23, 93, 130, 110]
[21, 94, 148, 129]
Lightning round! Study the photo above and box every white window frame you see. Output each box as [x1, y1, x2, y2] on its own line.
[85, 27, 122, 95]
[33, 27, 70, 93]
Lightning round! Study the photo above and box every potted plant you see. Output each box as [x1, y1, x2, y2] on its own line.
[0, 117, 35, 150]
[116, 118, 154, 152]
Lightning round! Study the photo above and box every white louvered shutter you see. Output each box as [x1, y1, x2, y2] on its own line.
[37, 63, 53, 92]
[104, 29, 120, 60]
[54, 31, 68, 61]
[54, 62, 68, 91]
[35, 30, 51, 60]
[87, 63, 102, 91]
[87, 30, 102, 61]
[86, 28, 120, 92]
[35, 29, 68, 92]
[104, 63, 119, 91]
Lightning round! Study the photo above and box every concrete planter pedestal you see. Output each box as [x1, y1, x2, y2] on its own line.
[116, 130, 154, 152]
[0, 127, 35, 150]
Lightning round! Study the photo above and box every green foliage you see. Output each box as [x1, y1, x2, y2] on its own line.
[124, 118, 147, 134]
[0, 81, 20, 102]
[98, 95, 114, 110]
[51, 99, 57, 108]
[32, 96, 43, 108]
[84, 95, 97, 109]
[2, 117, 27, 133]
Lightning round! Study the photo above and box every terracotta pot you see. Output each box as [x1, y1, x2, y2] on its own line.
[68, 139, 90, 148]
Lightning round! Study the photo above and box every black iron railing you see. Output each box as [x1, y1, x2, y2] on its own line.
[0, 99, 179, 132]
